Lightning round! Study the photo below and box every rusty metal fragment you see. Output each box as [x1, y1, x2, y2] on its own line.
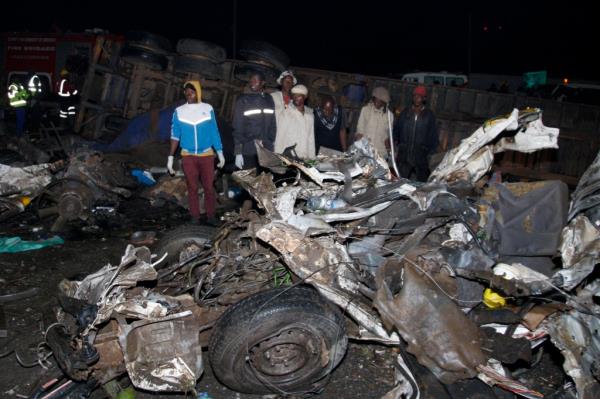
[374, 257, 488, 384]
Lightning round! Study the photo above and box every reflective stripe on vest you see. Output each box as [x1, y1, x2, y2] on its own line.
[243, 109, 262, 116]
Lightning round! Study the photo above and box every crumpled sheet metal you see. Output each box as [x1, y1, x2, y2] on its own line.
[126, 356, 199, 393]
[429, 108, 559, 184]
[120, 298, 204, 393]
[0, 162, 55, 196]
[312, 282, 399, 344]
[548, 311, 600, 399]
[374, 259, 488, 384]
[569, 149, 600, 221]
[493, 115, 559, 154]
[429, 109, 520, 183]
[256, 221, 356, 289]
[62, 245, 204, 393]
[556, 215, 600, 290]
[233, 170, 282, 218]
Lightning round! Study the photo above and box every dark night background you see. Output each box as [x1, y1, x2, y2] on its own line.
[5, 1, 599, 81]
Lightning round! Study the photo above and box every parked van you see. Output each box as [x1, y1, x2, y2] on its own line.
[401, 71, 468, 87]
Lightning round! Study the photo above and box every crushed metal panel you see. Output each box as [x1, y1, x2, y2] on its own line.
[493, 116, 559, 154]
[556, 215, 600, 290]
[256, 221, 356, 289]
[429, 109, 520, 183]
[374, 259, 488, 384]
[233, 170, 281, 218]
[429, 108, 559, 184]
[0, 162, 55, 196]
[569, 149, 600, 221]
[548, 311, 600, 399]
[313, 282, 399, 344]
[120, 295, 205, 392]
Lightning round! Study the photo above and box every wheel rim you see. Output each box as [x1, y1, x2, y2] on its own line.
[248, 327, 321, 378]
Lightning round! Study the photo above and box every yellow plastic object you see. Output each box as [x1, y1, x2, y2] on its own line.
[483, 288, 506, 309]
[20, 196, 31, 206]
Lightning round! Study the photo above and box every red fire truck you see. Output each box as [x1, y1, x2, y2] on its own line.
[1, 31, 123, 97]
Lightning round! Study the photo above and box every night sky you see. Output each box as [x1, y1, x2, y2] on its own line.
[5, 1, 599, 81]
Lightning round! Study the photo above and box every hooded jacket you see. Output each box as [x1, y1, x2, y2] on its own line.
[171, 81, 223, 156]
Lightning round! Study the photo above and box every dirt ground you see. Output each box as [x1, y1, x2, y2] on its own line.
[0, 209, 397, 399]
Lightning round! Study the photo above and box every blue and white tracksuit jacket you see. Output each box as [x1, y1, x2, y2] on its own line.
[171, 102, 223, 155]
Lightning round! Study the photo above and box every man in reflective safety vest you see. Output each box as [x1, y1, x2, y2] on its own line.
[7, 82, 30, 134]
[55, 69, 78, 122]
[232, 71, 277, 169]
[27, 74, 43, 96]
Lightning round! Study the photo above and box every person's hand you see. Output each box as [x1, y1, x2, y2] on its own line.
[355, 133, 363, 140]
[167, 155, 175, 175]
[235, 154, 244, 169]
[217, 151, 225, 168]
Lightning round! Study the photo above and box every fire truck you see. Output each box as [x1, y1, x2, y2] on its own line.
[1, 30, 124, 97]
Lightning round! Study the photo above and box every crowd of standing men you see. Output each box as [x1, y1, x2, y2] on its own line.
[168, 69, 440, 223]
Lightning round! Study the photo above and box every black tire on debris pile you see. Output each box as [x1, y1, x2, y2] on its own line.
[234, 64, 279, 85]
[174, 55, 224, 80]
[120, 45, 168, 70]
[154, 224, 216, 267]
[238, 40, 290, 72]
[209, 285, 348, 394]
[125, 30, 172, 55]
[176, 39, 226, 63]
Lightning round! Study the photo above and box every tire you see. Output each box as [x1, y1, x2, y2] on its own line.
[120, 46, 168, 70]
[174, 55, 224, 80]
[234, 64, 279, 85]
[154, 225, 216, 266]
[239, 40, 290, 72]
[176, 39, 226, 63]
[209, 285, 348, 394]
[125, 31, 172, 54]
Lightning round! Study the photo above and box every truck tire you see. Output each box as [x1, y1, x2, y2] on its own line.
[234, 64, 278, 85]
[209, 285, 348, 394]
[174, 55, 224, 80]
[239, 40, 290, 72]
[176, 39, 226, 63]
[125, 31, 172, 55]
[154, 225, 216, 266]
[120, 46, 168, 70]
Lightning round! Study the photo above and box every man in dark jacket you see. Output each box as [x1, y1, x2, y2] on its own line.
[393, 85, 439, 181]
[232, 71, 277, 169]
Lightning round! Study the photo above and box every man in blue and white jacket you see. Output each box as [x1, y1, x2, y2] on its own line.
[168, 80, 225, 225]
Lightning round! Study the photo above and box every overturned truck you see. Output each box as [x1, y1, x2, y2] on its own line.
[49, 109, 600, 398]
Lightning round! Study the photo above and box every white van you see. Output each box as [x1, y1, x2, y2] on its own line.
[401, 72, 468, 87]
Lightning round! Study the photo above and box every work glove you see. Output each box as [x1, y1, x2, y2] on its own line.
[167, 155, 175, 176]
[217, 151, 225, 168]
[235, 154, 244, 169]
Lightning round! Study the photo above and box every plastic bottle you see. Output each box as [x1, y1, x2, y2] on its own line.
[227, 187, 242, 199]
[306, 196, 347, 211]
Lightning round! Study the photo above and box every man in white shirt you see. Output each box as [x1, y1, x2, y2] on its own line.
[274, 84, 316, 159]
[355, 87, 393, 155]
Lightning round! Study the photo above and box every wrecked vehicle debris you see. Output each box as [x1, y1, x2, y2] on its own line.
[39, 108, 600, 398]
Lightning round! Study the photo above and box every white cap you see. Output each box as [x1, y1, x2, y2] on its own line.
[291, 84, 308, 96]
